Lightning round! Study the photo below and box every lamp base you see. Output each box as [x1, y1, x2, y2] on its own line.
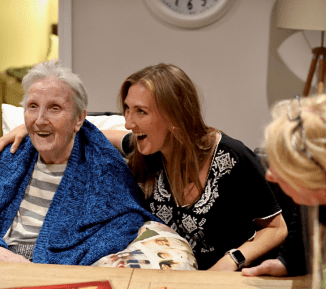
[303, 47, 326, 96]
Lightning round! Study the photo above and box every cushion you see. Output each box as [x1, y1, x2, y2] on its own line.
[92, 221, 198, 270]
[2, 104, 24, 135]
[1, 103, 127, 135]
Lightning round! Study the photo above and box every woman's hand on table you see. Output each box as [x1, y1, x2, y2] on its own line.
[0, 124, 28, 154]
[242, 259, 288, 277]
[0, 247, 31, 263]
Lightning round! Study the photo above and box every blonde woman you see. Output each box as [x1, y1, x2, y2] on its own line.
[264, 94, 326, 206]
[243, 94, 326, 288]
[0, 63, 287, 271]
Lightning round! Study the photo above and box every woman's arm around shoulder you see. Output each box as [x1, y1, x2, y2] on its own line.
[101, 129, 130, 154]
[0, 124, 28, 154]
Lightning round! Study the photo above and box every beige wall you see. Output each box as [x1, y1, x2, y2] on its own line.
[0, 0, 58, 72]
[69, 0, 306, 150]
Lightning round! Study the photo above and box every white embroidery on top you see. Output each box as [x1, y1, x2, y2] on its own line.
[150, 202, 155, 213]
[153, 171, 171, 202]
[194, 179, 219, 214]
[216, 152, 233, 172]
[198, 218, 206, 227]
[194, 151, 236, 214]
[171, 222, 178, 231]
[150, 143, 237, 256]
[156, 205, 173, 224]
[188, 238, 197, 249]
[182, 215, 198, 233]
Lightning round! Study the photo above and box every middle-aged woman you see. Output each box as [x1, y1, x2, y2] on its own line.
[0, 61, 158, 265]
[242, 94, 326, 285]
[0, 63, 287, 270]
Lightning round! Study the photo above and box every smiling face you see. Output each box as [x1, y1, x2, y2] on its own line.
[124, 83, 172, 158]
[25, 77, 85, 164]
[266, 165, 326, 205]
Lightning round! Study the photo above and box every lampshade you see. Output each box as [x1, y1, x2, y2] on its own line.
[276, 0, 326, 31]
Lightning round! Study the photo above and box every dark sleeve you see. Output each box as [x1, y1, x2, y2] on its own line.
[319, 206, 326, 225]
[121, 132, 133, 156]
[254, 147, 309, 276]
[277, 206, 308, 276]
[223, 136, 281, 219]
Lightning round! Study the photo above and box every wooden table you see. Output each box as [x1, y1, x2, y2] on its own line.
[0, 261, 312, 289]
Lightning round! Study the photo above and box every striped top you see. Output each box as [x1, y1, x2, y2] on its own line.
[3, 155, 67, 246]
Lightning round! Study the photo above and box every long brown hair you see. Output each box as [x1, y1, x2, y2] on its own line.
[118, 63, 217, 205]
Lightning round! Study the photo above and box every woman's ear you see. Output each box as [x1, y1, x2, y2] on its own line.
[74, 109, 87, 132]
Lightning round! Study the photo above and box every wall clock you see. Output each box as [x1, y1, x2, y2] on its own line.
[143, 0, 234, 29]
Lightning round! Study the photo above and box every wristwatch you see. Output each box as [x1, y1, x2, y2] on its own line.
[225, 249, 246, 270]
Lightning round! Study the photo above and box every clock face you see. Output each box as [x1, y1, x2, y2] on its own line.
[144, 0, 233, 29]
[160, 0, 221, 16]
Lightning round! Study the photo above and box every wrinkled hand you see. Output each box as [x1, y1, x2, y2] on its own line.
[0, 247, 31, 263]
[242, 259, 288, 277]
[0, 124, 28, 154]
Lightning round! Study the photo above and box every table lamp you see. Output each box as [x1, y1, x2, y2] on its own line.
[276, 0, 326, 96]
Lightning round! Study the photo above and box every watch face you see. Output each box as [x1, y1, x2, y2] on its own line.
[159, 0, 220, 15]
[232, 250, 245, 263]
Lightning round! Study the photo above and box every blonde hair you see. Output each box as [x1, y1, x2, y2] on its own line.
[118, 63, 218, 204]
[264, 94, 326, 191]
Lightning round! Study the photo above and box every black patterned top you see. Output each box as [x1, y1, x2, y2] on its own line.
[122, 133, 282, 270]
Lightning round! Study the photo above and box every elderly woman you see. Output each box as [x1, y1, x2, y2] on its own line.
[0, 61, 157, 265]
[243, 94, 326, 282]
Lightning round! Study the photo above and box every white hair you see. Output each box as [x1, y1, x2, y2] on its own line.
[21, 60, 88, 117]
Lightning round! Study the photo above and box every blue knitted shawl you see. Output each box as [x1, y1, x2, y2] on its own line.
[0, 120, 158, 265]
